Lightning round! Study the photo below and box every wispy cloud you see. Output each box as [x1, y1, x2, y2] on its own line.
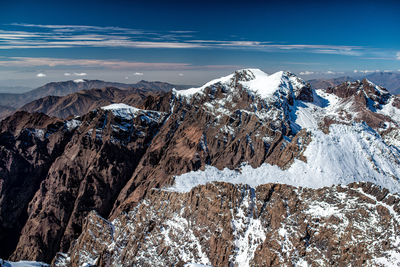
[354, 69, 381, 74]
[134, 72, 144, 76]
[74, 72, 87, 76]
[0, 23, 369, 56]
[397, 52, 400, 60]
[36, 73, 46, 77]
[64, 72, 87, 76]
[0, 56, 238, 70]
[299, 71, 314, 75]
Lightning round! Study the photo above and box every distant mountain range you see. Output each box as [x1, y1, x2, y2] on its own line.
[0, 85, 32, 94]
[308, 72, 400, 94]
[0, 79, 189, 119]
[19, 87, 161, 119]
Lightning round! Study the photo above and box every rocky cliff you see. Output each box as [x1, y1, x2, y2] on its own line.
[54, 182, 400, 267]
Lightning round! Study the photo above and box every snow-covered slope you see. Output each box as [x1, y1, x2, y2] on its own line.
[169, 123, 400, 193]
[174, 68, 309, 100]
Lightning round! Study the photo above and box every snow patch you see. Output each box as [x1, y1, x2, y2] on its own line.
[101, 103, 163, 122]
[0, 259, 50, 267]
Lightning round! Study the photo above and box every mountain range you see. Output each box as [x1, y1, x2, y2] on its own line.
[308, 71, 400, 94]
[1, 69, 400, 266]
[0, 79, 189, 120]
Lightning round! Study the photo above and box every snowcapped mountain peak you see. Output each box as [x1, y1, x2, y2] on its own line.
[174, 69, 311, 102]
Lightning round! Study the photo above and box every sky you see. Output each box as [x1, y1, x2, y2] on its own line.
[0, 0, 399, 89]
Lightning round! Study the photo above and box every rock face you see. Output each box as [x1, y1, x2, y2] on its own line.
[9, 106, 166, 263]
[1, 69, 400, 264]
[54, 182, 400, 267]
[0, 112, 69, 258]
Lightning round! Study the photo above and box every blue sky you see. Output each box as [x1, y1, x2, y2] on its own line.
[0, 0, 399, 88]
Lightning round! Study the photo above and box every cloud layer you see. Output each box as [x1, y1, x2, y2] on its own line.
[0, 23, 368, 57]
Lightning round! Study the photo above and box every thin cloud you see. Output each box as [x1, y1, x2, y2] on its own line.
[299, 71, 314, 75]
[134, 72, 144, 76]
[0, 56, 237, 71]
[354, 69, 381, 74]
[0, 57, 191, 69]
[36, 73, 46, 77]
[0, 23, 368, 56]
[65, 72, 87, 76]
[397, 52, 400, 60]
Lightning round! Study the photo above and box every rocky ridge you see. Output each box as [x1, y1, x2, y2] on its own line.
[55, 182, 400, 267]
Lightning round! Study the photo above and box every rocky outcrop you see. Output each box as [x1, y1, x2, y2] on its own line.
[322, 79, 398, 130]
[9, 107, 166, 263]
[55, 182, 400, 267]
[0, 112, 72, 258]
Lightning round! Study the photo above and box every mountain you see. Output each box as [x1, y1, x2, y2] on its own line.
[0, 85, 32, 94]
[1, 69, 400, 265]
[19, 87, 163, 119]
[307, 76, 353, 90]
[0, 79, 187, 119]
[364, 72, 400, 95]
[308, 72, 400, 95]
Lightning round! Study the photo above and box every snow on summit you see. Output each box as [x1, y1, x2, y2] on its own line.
[174, 68, 308, 100]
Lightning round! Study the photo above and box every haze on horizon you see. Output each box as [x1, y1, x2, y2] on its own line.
[0, 0, 399, 89]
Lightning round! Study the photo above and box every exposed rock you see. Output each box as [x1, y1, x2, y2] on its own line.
[0, 112, 72, 258]
[56, 182, 400, 267]
[9, 107, 166, 263]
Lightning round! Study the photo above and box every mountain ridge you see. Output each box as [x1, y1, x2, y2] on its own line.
[307, 71, 400, 95]
[0, 79, 189, 119]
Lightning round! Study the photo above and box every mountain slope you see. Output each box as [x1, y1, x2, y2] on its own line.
[1, 69, 400, 265]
